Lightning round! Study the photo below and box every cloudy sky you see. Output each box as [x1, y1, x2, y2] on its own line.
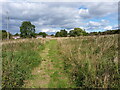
[1, 1, 119, 34]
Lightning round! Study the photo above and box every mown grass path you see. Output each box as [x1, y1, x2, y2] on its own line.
[23, 40, 74, 88]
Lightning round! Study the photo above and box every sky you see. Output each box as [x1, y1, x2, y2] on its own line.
[1, 1, 119, 35]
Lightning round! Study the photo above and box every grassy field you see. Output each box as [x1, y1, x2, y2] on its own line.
[58, 34, 119, 88]
[23, 40, 75, 88]
[2, 34, 119, 88]
[2, 39, 46, 88]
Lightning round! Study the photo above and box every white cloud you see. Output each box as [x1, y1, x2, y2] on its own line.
[78, 2, 118, 19]
[41, 28, 60, 32]
[86, 19, 111, 31]
[88, 21, 101, 26]
[104, 26, 112, 30]
[1, 2, 118, 34]
[87, 2, 118, 17]
[79, 9, 91, 19]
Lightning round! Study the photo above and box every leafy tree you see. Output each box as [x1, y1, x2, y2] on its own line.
[69, 30, 75, 37]
[51, 34, 54, 36]
[0, 30, 12, 40]
[60, 29, 68, 37]
[38, 32, 47, 38]
[55, 32, 60, 37]
[69, 28, 87, 37]
[20, 21, 36, 38]
[14, 33, 19, 36]
[55, 29, 67, 37]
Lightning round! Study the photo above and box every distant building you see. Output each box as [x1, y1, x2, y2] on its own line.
[36, 35, 43, 39]
[46, 35, 52, 38]
[12, 36, 20, 39]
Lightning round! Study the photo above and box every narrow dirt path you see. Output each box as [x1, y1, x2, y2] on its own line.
[23, 40, 74, 88]
[23, 41, 51, 88]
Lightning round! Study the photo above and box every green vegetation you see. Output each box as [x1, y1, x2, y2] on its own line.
[0, 30, 12, 40]
[58, 34, 119, 88]
[2, 39, 45, 88]
[14, 33, 20, 36]
[50, 34, 54, 36]
[20, 21, 36, 38]
[1, 26, 119, 40]
[2, 34, 119, 88]
[55, 29, 67, 37]
[23, 40, 74, 88]
[89, 29, 120, 35]
[38, 32, 48, 38]
[55, 28, 88, 37]
[47, 40, 74, 88]
[54, 28, 119, 37]
[69, 28, 88, 37]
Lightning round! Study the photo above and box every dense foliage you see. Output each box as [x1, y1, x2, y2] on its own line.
[14, 33, 20, 36]
[55, 29, 67, 37]
[69, 28, 88, 37]
[38, 32, 48, 38]
[55, 29, 119, 37]
[89, 29, 120, 35]
[20, 21, 36, 38]
[0, 30, 12, 40]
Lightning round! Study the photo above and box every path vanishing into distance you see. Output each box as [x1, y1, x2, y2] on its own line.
[23, 40, 75, 88]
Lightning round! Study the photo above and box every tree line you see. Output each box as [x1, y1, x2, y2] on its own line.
[88, 30, 120, 36]
[1, 21, 119, 40]
[55, 28, 119, 37]
[55, 28, 88, 37]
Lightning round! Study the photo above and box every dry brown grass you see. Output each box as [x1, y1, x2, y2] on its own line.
[58, 34, 119, 88]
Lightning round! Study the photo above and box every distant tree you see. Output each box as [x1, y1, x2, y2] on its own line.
[55, 32, 61, 37]
[51, 34, 54, 36]
[55, 29, 67, 37]
[20, 21, 36, 38]
[60, 29, 68, 37]
[0, 30, 12, 40]
[89, 32, 98, 35]
[55, 28, 119, 37]
[104, 30, 120, 35]
[39, 32, 42, 36]
[42, 33, 47, 38]
[69, 30, 75, 37]
[69, 28, 87, 37]
[38, 32, 47, 38]
[34, 33, 38, 36]
[89, 30, 120, 35]
[14, 33, 19, 36]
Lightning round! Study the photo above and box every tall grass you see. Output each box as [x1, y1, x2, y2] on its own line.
[58, 34, 119, 88]
[2, 39, 45, 88]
